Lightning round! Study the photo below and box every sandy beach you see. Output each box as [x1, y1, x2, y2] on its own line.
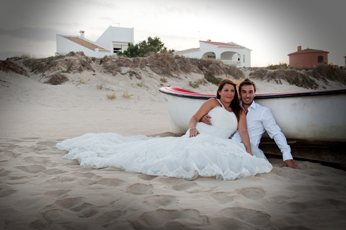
[1, 58, 346, 229]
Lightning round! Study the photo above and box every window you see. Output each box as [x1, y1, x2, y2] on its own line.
[113, 48, 121, 53]
[243, 55, 245, 63]
[318, 56, 323, 63]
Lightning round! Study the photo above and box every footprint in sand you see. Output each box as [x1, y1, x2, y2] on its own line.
[143, 195, 177, 207]
[211, 192, 236, 203]
[137, 208, 208, 227]
[37, 141, 58, 147]
[221, 207, 271, 226]
[209, 217, 252, 230]
[4, 151, 21, 159]
[172, 182, 197, 192]
[284, 201, 308, 214]
[15, 165, 46, 174]
[23, 156, 49, 164]
[93, 178, 125, 187]
[126, 183, 153, 195]
[44, 189, 71, 198]
[95, 210, 127, 226]
[0, 185, 17, 197]
[43, 168, 66, 175]
[158, 177, 186, 186]
[45, 176, 76, 184]
[0, 169, 11, 177]
[313, 185, 339, 193]
[24, 156, 58, 167]
[45, 197, 99, 218]
[138, 174, 157, 181]
[237, 187, 266, 200]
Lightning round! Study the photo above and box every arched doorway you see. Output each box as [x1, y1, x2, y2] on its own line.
[202, 52, 216, 59]
[220, 51, 240, 66]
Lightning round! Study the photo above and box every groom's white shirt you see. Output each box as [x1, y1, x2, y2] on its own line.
[231, 100, 293, 161]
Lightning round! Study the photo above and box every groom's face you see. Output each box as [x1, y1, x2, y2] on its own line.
[240, 85, 255, 105]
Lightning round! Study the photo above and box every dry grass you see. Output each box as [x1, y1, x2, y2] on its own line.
[107, 93, 116, 100]
[123, 90, 133, 98]
[189, 78, 207, 88]
[4, 52, 345, 90]
[0, 60, 29, 77]
[249, 69, 319, 89]
[249, 64, 346, 89]
[44, 73, 68, 85]
[23, 52, 95, 75]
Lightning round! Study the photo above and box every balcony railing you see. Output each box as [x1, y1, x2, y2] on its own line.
[221, 60, 241, 66]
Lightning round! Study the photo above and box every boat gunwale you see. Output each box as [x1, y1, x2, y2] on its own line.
[159, 87, 346, 100]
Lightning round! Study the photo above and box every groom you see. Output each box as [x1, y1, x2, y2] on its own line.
[201, 78, 300, 169]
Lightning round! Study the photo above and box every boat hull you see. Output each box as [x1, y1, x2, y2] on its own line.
[160, 87, 346, 142]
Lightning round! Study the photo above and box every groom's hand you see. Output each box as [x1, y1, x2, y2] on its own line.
[201, 115, 212, 125]
[283, 160, 300, 169]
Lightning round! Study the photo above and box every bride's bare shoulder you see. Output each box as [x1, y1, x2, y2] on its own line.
[206, 98, 219, 105]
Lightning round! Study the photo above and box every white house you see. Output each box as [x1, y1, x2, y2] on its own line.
[174, 40, 252, 67]
[56, 26, 134, 58]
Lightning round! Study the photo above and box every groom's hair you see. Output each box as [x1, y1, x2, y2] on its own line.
[238, 78, 257, 92]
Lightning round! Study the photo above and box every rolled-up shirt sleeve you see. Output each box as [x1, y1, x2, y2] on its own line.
[262, 108, 293, 161]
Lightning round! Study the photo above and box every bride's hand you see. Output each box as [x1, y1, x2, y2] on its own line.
[189, 127, 200, 138]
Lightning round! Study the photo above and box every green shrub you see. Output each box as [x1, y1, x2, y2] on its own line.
[123, 90, 133, 98]
[107, 93, 116, 100]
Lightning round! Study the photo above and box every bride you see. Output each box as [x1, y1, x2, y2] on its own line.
[57, 79, 272, 180]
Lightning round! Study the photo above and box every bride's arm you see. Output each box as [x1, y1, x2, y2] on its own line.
[238, 110, 253, 155]
[188, 99, 215, 138]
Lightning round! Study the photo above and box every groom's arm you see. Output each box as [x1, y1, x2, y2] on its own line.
[200, 115, 212, 125]
[262, 108, 300, 169]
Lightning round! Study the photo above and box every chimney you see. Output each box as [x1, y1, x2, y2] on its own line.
[298, 46, 302, 52]
[79, 30, 85, 38]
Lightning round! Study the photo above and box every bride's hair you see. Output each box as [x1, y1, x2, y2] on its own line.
[216, 79, 241, 120]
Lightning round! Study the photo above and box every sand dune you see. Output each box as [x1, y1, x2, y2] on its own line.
[1, 60, 346, 229]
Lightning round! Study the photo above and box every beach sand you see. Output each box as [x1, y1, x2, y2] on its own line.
[1, 65, 346, 229]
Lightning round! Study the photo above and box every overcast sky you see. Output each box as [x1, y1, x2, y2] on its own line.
[0, 0, 345, 66]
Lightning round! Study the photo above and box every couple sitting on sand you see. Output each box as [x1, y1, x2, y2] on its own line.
[57, 78, 299, 180]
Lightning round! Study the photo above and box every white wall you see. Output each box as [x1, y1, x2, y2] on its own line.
[176, 41, 252, 67]
[96, 26, 134, 53]
[56, 35, 111, 58]
[56, 35, 96, 57]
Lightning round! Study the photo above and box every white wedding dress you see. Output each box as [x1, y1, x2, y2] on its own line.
[57, 100, 273, 180]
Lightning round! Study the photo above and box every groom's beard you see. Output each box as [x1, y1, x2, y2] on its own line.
[240, 97, 253, 105]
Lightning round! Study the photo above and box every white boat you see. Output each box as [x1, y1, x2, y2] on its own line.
[159, 86, 346, 143]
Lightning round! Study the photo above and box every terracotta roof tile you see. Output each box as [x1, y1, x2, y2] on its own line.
[288, 48, 329, 55]
[200, 40, 241, 47]
[175, 48, 200, 53]
[63, 36, 110, 52]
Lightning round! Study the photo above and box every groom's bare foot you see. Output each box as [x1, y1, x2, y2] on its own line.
[283, 159, 300, 169]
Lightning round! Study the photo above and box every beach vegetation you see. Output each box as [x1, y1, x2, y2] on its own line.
[160, 77, 168, 83]
[107, 93, 116, 100]
[117, 37, 174, 57]
[96, 84, 103, 90]
[189, 78, 207, 88]
[204, 71, 221, 86]
[0, 60, 30, 77]
[44, 73, 68, 85]
[137, 82, 143, 87]
[123, 90, 133, 98]
[76, 79, 86, 86]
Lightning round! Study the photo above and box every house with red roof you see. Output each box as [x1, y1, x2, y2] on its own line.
[288, 46, 329, 68]
[56, 26, 134, 57]
[174, 40, 252, 67]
